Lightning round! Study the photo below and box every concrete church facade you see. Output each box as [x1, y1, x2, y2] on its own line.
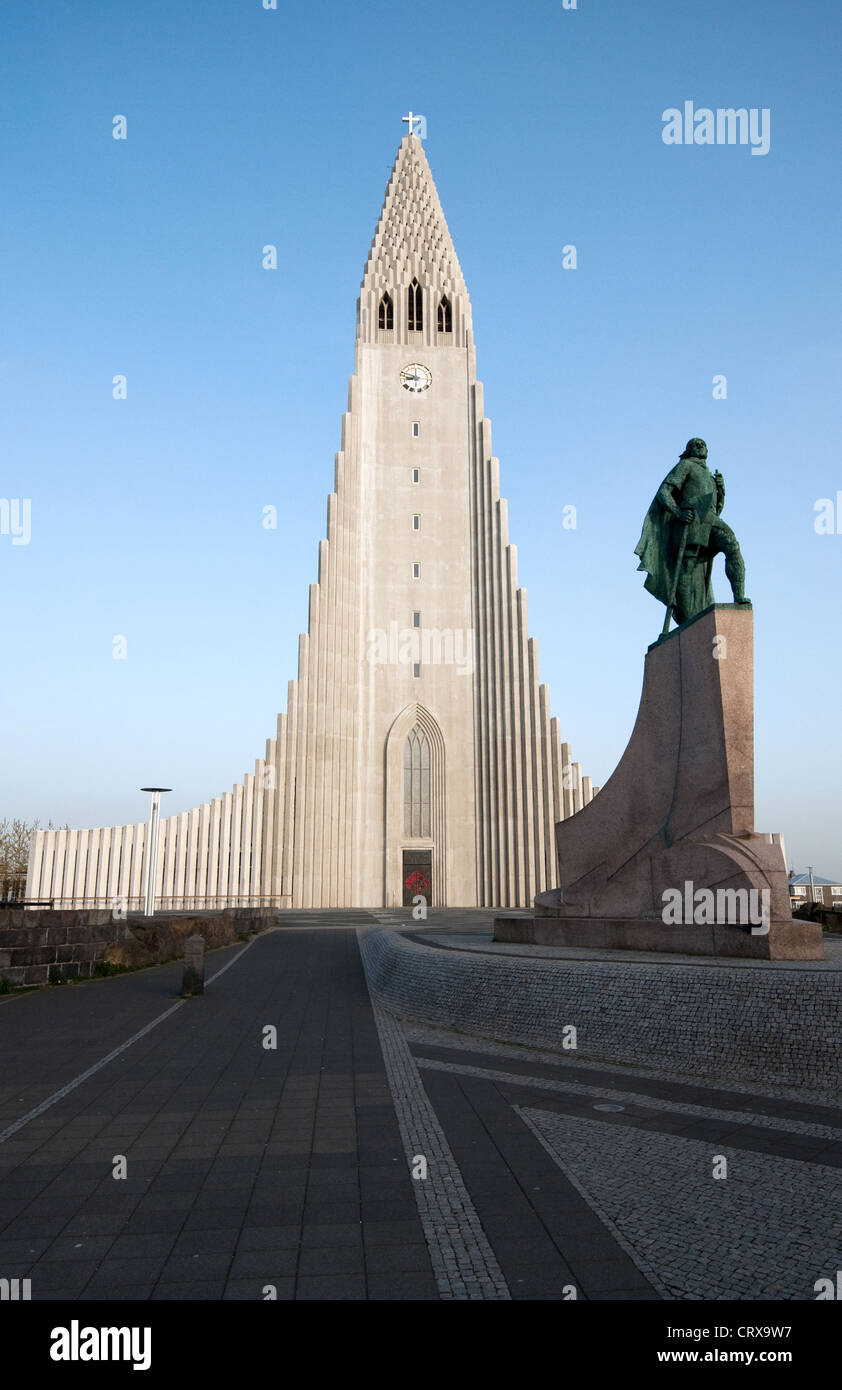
[27, 128, 597, 911]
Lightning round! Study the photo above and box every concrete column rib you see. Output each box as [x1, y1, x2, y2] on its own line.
[250, 765, 263, 908]
[185, 806, 200, 910]
[73, 830, 88, 905]
[561, 740, 575, 820]
[240, 774, 254, 906]
[228, 784, 243, 907]
[36, 829, 53, 901]
[117, 825, 134, 908]
[218, 793, 232, 909]
[281, 680, 298, 902]
[174, 811, 188, 911]
[524, 639, 544, 893]
[197, 803, 210, 908]
[95, 827, 110, 907]
[314, 542, 330, 911]
[128, 824, 145, 911]
[293, 631, 312, 908]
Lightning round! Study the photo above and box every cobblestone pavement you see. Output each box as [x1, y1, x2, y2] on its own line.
[359, 947, 510, 1300]
[519, 1108, 842, 1301]
[403, 1036, 842, 1299]
[0, 910, 837, 1300]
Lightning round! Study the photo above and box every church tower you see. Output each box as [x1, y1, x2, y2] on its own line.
[26, 127, 596, 912]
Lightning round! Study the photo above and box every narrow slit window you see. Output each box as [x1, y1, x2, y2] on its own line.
[437, 295, 452, 333]
[378, 292, 393, 330]
[403, 724, 430, 834]
[412, 562, 420, 579]
[412, 422, 420, 438]
[413, 611, 421, 628]
[408, 279, 423, 332]
[413, 662, 421, 678]
[412, 468, 420, 484]
[412, 515, 420, 531]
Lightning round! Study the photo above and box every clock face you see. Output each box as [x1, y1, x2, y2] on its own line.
[400, 363, 432, 393]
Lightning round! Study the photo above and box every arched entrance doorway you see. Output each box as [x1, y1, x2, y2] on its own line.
[384, 704, 446, 908]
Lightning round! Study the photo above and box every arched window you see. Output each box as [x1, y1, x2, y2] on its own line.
[404, 725, 431, 837]
[437, 295, 452, 334]
[378, 292, 393, 330]
[408, 279, 423, 332]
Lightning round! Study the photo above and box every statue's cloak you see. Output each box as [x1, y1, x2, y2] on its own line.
[635, 460, 717, 611]
[634, 498, 680, 608]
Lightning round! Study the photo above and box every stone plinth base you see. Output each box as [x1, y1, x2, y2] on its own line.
[493, 913, 823, 960]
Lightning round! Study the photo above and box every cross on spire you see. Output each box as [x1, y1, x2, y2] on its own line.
[402, 111, 421, 139]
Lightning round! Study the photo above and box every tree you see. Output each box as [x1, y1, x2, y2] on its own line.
[0, 819, 64, 900]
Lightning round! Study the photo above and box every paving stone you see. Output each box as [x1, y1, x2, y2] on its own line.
[362, 1219, 435, 1247]
[0, 1235, 52, 1261]
[151, 1279, 226, 1300]
[295, 1273, 366, 1300]
[303, 1201, 362, 1224]
[299, 1222, 362, 1249]
[298, 1245, 366, 1276]
[237, 1225, 300, 1251]
[224, 1277, 295, 1300]
[40, 1235, 115, 1262]
[82, 1255, 166, 1287]
[364, 1243, 433, 1275]
[108, 1232, 179, 1259]
[182, 1209, 243, 1233]
[171, 1229, 239, 1256]
[366, 1271, 440, 1300]
[29, 1261, 101, 1294]
[78, 1284, 155, 1301]
[227, 1248, 298, 1278]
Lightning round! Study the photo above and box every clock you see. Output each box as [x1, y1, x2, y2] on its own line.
[400, 363, 432, 393]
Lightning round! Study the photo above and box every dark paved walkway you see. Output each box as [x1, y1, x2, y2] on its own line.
[0, 923, 436, 1300]
[0, 912, 836, 1300]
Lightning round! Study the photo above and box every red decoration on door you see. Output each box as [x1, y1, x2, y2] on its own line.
[405, 869, 430, 897]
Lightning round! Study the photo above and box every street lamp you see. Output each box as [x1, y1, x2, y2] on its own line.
[141, 788, 171, 917]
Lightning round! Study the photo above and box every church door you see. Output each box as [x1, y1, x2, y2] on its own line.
[402, 850, 432, 907]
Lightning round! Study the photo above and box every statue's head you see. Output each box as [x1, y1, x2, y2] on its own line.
[682, 437, 708, 460]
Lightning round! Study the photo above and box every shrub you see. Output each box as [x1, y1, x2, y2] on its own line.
[92, 961, 131, 978]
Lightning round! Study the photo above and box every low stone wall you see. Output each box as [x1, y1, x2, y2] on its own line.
[795, 902, 842, 933]
[360, 928, 842, 1097]
[0, 908, 276, 986]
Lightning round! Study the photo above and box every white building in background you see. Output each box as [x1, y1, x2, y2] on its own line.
[788, 872, 842, 910]
[27, 128, 596, 911]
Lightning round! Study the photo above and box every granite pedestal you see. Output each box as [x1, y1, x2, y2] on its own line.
[495, 605, 823, 960]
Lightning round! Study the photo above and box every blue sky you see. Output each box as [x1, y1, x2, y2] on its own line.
[2, 0, 840, 878]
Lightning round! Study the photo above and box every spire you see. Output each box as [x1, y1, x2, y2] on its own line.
[358, 134, 471, 345]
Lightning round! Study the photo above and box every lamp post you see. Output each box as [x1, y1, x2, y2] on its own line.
[141, 788, 171, 917]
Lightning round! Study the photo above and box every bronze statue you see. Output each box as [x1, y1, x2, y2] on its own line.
[635, 438, 750, 633]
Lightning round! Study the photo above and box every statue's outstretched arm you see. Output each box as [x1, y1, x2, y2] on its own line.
[714, 469, 725, 514]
